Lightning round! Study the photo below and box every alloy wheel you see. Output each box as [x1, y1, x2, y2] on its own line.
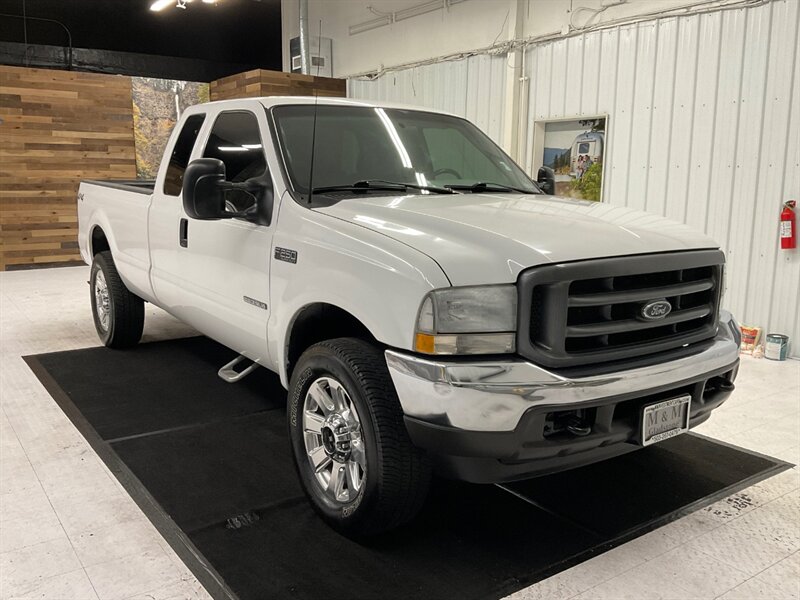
[94, 271, 110, 332]
[302, 376, 366, 504]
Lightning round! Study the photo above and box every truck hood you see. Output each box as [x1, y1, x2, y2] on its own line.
[316, 193, 719, 285]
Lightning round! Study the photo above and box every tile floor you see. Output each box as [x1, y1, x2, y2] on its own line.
[1, 266, 798, 600]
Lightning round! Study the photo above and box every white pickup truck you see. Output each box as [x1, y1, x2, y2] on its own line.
[78, 97, 740, 536]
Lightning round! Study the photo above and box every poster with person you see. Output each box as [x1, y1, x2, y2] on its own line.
[541, 117, 606, 202]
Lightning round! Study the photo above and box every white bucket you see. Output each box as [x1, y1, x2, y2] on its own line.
[764, 334, 789, 361]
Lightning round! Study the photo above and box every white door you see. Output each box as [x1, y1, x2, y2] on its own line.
[149, 106, 274, 363]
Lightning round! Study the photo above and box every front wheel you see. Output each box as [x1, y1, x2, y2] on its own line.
[288, 338, 431, 536]
[90, 251, 144, 348]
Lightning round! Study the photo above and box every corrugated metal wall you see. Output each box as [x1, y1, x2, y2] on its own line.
[349, 0, 800, 357]
[524, 0, 800, 357]
[348, 52, 509, 146]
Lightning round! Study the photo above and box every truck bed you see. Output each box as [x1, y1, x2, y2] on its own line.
[83, 179, 156, 195]
[78, 178, 156, 302]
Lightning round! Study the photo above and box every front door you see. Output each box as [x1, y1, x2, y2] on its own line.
[149, 106, 274, 363]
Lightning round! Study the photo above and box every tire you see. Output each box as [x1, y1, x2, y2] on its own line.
[288, 338, 431, 537]
[90, 251, 144, 349]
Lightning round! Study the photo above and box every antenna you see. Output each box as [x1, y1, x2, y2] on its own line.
[306, 18, 323, 204]
[307, 93, 319, 205]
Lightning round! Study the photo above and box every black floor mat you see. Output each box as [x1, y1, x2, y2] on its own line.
[25, 337, 790, 600]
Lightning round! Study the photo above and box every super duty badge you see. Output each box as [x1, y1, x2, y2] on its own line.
[243, 296, 267, 310]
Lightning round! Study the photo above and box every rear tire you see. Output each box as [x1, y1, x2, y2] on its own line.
[90, 251, 144, 349]
[288, 338, 431, 537]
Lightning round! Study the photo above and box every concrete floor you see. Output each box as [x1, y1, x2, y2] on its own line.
[1, 266, 798, 600]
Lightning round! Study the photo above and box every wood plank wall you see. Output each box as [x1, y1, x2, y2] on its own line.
[0, 66, 345, 270]
[0, 66, 137, 270]
[210, 69, 346, 101]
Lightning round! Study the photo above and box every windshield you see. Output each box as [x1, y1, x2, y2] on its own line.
[272, 105, 539, 197]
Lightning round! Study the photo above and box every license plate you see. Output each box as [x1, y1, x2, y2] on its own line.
[641, 395, 691, 446]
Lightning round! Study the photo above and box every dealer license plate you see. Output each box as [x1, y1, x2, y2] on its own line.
[641, 395, 691, 446]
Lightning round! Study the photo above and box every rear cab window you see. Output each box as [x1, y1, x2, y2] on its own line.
[163, 114, 206, 196]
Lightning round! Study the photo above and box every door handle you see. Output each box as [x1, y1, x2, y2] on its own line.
[179, 218, 188, 248]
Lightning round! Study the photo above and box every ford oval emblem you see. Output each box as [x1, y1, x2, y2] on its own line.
[640, 299, 672, 320]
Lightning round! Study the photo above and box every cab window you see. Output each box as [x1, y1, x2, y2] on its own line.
[163, 114, 205, 196]
[204, 111, 266, 181]
[203, 111, 267, 211]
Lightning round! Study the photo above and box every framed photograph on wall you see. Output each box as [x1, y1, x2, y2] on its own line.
[131, 77, 210, 179]
[532, 116, 607, 202]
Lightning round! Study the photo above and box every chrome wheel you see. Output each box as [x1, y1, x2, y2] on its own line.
[94, 271, 110, 332]
[302, 376, 366, 504]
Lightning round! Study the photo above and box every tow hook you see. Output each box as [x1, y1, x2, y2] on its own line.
[565, 415, 592, 437]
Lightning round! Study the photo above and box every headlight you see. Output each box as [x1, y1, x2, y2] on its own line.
[414, 285, 517, 355]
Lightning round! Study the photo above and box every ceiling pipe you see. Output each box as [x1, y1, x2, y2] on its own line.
[350, 0, 469, 36]
[298, 0, 310, 74]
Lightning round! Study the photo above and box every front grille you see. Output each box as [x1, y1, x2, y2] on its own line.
[517, 250, 724, 369]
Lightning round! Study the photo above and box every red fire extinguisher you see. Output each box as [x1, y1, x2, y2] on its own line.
[781, 200, 797, 249]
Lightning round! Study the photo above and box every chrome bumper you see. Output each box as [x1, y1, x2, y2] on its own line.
[385, 311, 740, 432]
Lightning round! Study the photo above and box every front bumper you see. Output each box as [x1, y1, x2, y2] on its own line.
[385, 311, 740, 483]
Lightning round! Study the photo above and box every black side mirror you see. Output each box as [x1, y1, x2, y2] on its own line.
[233, 171, 274, 226]
[182, 158, 227, 219]
[182, 158, 274, 225]
[537, 166, 556, 195]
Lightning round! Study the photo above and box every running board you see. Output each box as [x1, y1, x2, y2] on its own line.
[218, 355, 259, 383]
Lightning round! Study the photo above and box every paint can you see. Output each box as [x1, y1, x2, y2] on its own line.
[764, 333, 789, 361]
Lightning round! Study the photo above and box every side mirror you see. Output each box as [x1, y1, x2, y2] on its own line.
[537, 166, 556, 195]
[182, 158, 227, 219]
[182, 158, 274, 225]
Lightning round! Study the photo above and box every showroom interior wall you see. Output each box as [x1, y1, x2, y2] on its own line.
[349, 54, 509, 150]
[347, 0, 800, 357]
[0, 66, 345, 270]
[210, 68, 345, 101]
[0, 67, 138, 270]
[280, 0, 708, 78]
[281, 0, 507, 76]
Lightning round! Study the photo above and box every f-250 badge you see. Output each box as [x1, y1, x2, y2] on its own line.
[274, 247, 298, 264]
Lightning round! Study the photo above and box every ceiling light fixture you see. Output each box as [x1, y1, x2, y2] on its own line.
[150, 0, 219, 12]
[149, 0, 174, 11]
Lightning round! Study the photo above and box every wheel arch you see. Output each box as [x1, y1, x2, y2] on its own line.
[90, 225, 111, 257]
[284, 302, 379, 385]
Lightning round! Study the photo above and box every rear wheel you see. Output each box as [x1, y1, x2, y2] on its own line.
[90, 251, 144, 348]
[288, 338, 431, 536]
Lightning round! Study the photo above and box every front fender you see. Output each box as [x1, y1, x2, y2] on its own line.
[268, 201, 450, 387]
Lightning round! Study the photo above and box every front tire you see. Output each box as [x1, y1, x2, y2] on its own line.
[90, 251, 144, 348]
[288, 338, 431, 536]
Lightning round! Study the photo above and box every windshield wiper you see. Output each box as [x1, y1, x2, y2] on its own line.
[445, 182, 537, 194]
[312, 179, 455, 195]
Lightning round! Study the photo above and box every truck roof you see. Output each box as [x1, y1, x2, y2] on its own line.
[199, 96, 459, 118]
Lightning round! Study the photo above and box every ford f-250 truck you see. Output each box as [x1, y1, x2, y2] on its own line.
[77, 97, 741, 536]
